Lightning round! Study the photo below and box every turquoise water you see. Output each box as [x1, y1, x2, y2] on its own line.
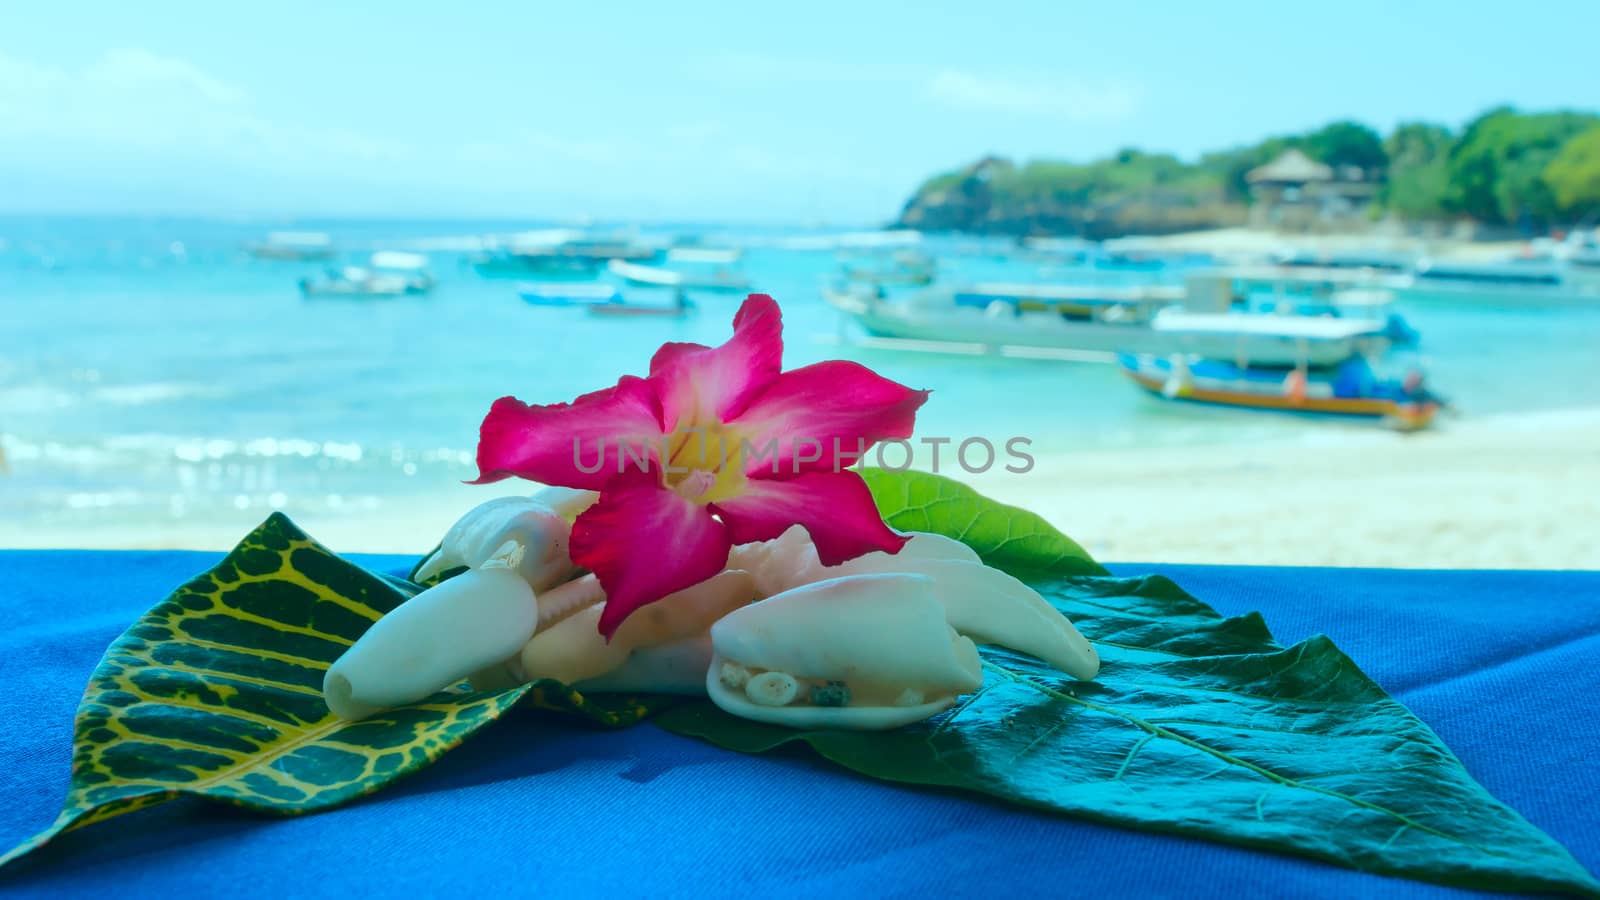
[3, 216, 1598, 538]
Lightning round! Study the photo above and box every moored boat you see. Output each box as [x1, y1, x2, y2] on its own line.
[840, 250, 937, 286]
[518, 282, 623, 307]
[249, 231, 336, 261]
[823, 281, 1184, 358]
[1118, 352, 1442, 430]
[586, 289, 693, 318]
[299, 252, 433, 298]
[606, 258, 751, 292]
[1146, 311, 1395, 368]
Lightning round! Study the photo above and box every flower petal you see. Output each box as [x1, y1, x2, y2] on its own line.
[650, 294, 782, 431]
[471, 376, 665, 491]
[648, 341, 711, 375]
[571, 465, 733, 637]
[712, 470, 908, 567]
[731, 361, 929, 475]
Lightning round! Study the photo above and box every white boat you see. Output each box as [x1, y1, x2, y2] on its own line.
[1414, 258, 1565, 287]
[825, 271, 1397, 366]
[249, 231, 335, 261]
[607, 258, 751, 292]
[300, 251, 433, 298]
[1146, 311, 1392, 368]
[823, 281, 1185, 359]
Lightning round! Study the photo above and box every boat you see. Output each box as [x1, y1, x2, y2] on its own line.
[1198, 265, 1421, 347]
[587, 289, 694, 318]
[473, 250, 600, 280]
[299, 252, 433, 298]
[1414, 258, 1565, 287]
[1118, 352, 1442, 430]
[839, 250, 937, 286]
[826, 266, 1418, 365]
[1145, 311, 1396, 368]
[606, 258, 752, 292]
[471, 230, 661, 278]
[824, 281, 1185, 359]
[1273, 249, 1414, 272]
[518, 282, 623, 307]
[249, 231, 335, 261]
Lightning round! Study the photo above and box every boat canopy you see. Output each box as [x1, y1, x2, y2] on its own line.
[266, 231, 332, 247]
[369, 251, 429, 271]
[1151, 312, 1386, 341]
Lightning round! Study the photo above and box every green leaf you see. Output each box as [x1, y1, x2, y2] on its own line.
[0, 513, 665, 869]
[858, 466, 1106, 576]
[654, 573, 1600, 897]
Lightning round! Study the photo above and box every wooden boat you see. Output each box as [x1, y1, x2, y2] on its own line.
[249, 231, 335, 261]
[518, 282, 623, 307]
[606, 258, 751, 292]
[300, 252, 433, 298]
[1118, 353, 1441, 430]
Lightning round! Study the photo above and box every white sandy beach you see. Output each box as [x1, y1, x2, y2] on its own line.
[7, 407, 1597, 571]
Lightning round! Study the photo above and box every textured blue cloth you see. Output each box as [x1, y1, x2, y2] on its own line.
[1, 551, 1596, 899]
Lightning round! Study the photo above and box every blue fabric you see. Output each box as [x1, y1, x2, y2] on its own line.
[1, 551, 1596, 899]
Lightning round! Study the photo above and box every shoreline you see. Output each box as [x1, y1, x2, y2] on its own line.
[4, 405, 1596, 571]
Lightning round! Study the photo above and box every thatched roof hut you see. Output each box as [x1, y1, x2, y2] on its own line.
[1247, 149, 1333, 186]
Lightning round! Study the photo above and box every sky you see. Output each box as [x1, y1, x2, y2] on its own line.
[1, 0, 1596, 224]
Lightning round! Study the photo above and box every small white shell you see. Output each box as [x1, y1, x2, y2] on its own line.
[745, 672, 800, 706]
[518, 569, 755, 687]
[414, 491, 595, 590]
[728, 527, 982, 597]
[324, 541, 539, 720]
[750, 534, 1097, 681]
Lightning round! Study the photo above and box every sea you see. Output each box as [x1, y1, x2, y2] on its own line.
[3, 215, 1598, 545]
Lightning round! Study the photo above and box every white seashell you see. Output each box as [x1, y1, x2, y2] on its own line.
[324, 541, 539, 720]
[718, 661, 752, 689]
[517, 569, 755, 687]
[909, 559, 1099, 681]
[413, 491, 596, 590]
[728, 527, 980, 597]
[707, 573, 984, 730]
[573, 636, 714, 695]
[745, 671, 799, 706]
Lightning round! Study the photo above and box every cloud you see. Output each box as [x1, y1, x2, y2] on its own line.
[926, 69, 1141, 121]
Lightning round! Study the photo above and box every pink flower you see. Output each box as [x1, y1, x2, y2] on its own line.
[472, 294, 929, 637]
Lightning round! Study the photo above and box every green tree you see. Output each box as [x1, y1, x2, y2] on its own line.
[1382, 122, 1454, 219]
[1543, 124, 1600, 219]
[1304, 121, 1388, 173]
[1447, 108, 1599, 225]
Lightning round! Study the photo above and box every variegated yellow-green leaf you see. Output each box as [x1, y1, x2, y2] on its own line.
[1, 513, 534, 867]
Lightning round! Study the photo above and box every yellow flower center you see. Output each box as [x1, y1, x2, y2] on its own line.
[663, 422, 747, 504]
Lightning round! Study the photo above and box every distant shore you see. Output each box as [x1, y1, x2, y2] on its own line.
[1100, 225, 1539, 262]
[6, 405, 1596, 571]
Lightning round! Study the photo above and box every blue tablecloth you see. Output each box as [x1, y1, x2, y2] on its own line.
[1, 551, 1596, 898]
